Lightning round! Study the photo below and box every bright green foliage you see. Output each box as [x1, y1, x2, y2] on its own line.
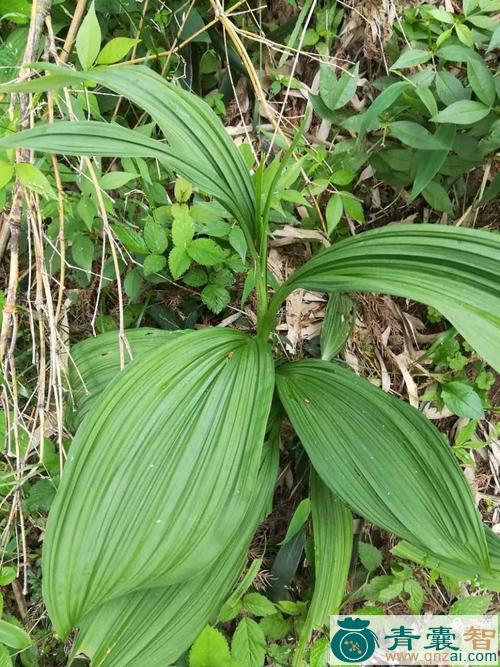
[320, 293, 356, 360]
[355, 563, 424, 613]
[0, 620, 31, 650]
[308, 476, 352, 621]
[319, 63, 359, 111]
[71, 442, 279, 667]
[450, 595, 492, 615]
[0, 644, 12, 667]
[359, 543, 383, 573]
[276, 360, 489, 568]
[66, 328, 181, 429]
[75, 1, 101, 70]
[0, 64, 257, 246]
[44, 329, 274, 636]
[293, 474, 352, 666]
[0, 120, 172, 162]
[393, 527, 500, 591]
[270, 225, 500, 372]
[189, 626, 231, 667]
[231, 617, 266, 667]
[282, 499, 311, 545]
[441, 381, 485, 419]
[96, 37, 138, 65]
[1, 49, 500, 666]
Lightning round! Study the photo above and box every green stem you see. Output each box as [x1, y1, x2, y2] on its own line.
[254, 160, 270, 337]
[292, 617, 314, 667]
[255, 251, 268, 330]
[258, 283, 290, 340]
[255, 124, 307, 339]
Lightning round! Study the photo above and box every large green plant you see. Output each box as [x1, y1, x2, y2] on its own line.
[2, 65, 500, 666]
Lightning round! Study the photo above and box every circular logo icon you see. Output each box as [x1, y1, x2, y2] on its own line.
[331, 618, 379, 663]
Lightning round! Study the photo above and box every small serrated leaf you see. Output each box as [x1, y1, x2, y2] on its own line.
[188, 238, 227, 266]
[174, 177, 193, 203]
[0, 567, 16, 586]
[143, 253, 166, 276]
[201, 284, 230, 313]
[168, 246, 191, 279]
[231, 618, 266, 667]
[242, 593, 276, 617]
[259, 614, 289, 640]
[377, 580, 404, 602]
[189, 626, 231, 667]
[229, 227, 247, 260]
[144, 220, 168, 254]
[359, 542, 382, 572]
[404, 579, 424, 614]
[171, 204, 194, 247]
[441, 381, 484, 419]
[450, 595, 492, 615]
[15, 163, 55, 198]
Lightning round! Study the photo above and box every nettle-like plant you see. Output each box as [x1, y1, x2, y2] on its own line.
[2, 65, 500, 666]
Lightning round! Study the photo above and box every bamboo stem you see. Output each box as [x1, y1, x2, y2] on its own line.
[59, 0, 87, 64]
[0, 0, 52, 354]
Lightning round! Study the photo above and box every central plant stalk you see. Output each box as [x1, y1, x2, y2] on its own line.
[256, 225, 269, 335]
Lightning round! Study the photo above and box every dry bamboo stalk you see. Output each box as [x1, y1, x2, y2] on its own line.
[0, 0, 52, 356]
[59, 0, 87, 64]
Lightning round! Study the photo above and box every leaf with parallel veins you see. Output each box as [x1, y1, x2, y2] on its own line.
[277, 360, 490, 571]
[44, 328, 274, 637]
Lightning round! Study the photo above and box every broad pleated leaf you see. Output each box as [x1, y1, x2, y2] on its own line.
[308, 472, 352, 625]
[276, 360, 490, 572]
[0, 64, 256, 241]
[0, 120, 173, 162]
[320, 293, 356, 361]
[294, 473, 352, 666]
[393, 528, 500, 592]
[70, 441, 279, 667]
[67, 328, 181, 429]
[44, 328, 274, 637]
[271, 225, 500, 372]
